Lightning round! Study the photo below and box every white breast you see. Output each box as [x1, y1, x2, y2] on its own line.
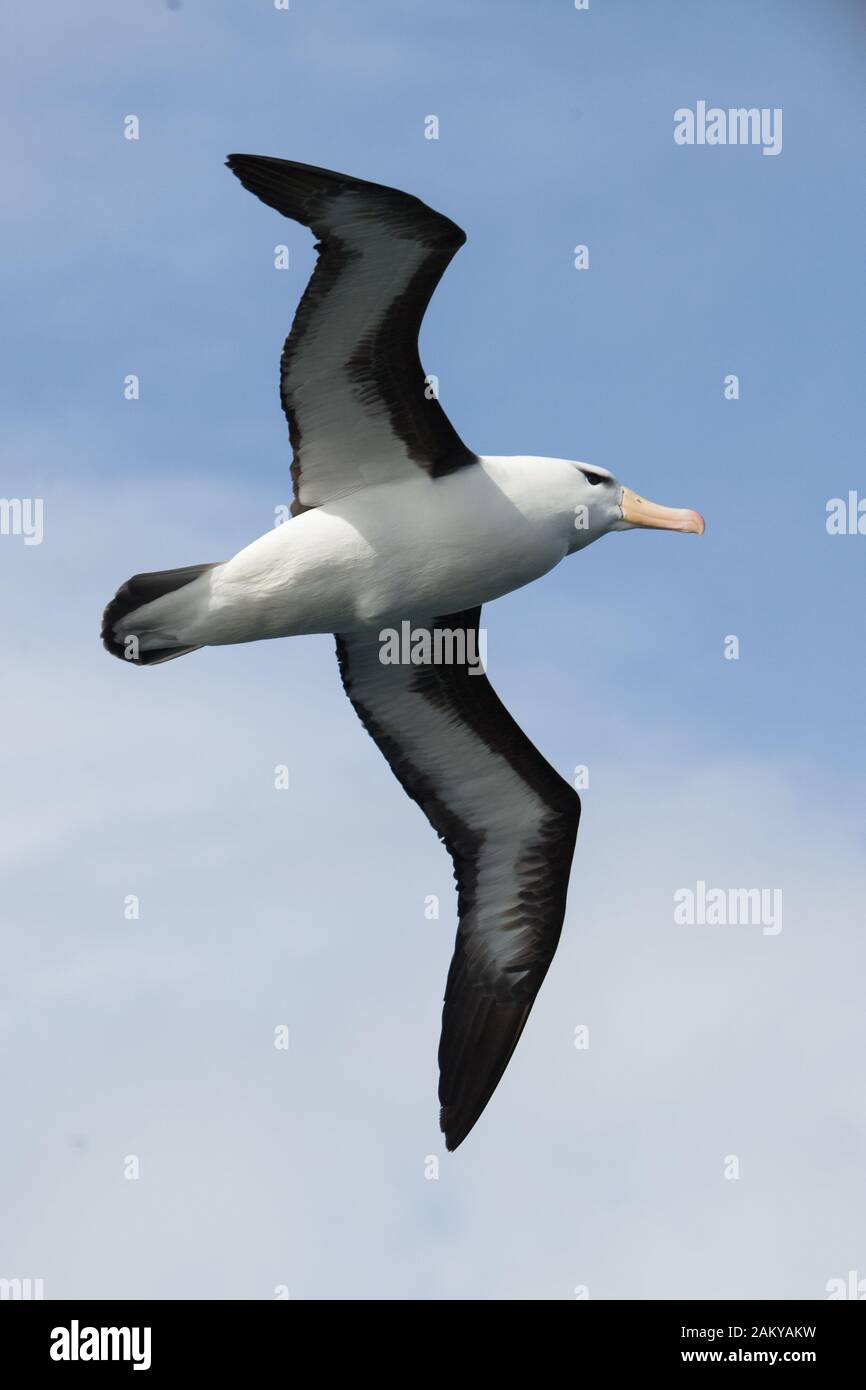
[201, 456, 575, 643]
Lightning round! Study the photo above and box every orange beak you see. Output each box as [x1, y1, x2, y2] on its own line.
[620, 487, 705, 535]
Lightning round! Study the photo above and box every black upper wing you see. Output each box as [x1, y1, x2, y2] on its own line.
[336, 609, 580, 1149]
[227, 155, 477, 514]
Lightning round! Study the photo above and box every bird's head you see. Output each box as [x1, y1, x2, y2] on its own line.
[568, 462, 705, 552]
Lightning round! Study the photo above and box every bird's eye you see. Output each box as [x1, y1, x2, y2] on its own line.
[583, 472, 604, 486]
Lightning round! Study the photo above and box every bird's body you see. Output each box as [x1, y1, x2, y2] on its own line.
[103, 155, 703, 1149]
[120, 455, 581, 649]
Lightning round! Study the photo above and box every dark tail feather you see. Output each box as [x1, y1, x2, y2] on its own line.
[101, 562, 220, 666]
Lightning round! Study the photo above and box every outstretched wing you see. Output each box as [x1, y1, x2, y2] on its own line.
[226, 155, 477, 514]
[336, 610, 580, 1150]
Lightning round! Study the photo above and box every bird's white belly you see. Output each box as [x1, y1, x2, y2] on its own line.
[201, 460, 571, 644]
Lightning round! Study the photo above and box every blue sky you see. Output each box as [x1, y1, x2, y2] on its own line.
[2, 0, 865, 1299]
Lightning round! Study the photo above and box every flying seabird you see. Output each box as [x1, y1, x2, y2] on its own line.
[102, 156, 704, 1150]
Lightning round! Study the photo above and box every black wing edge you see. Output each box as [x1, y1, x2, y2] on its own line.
[225, 153, 467, 250]
[335, 608, 580, 1152]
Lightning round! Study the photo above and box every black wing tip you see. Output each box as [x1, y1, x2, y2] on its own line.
[225, 152, 348, 188]
[225, 153, 467, 246]
[224, 152, 284, 187]
[439, 1105, 482, 1152]
[225, 151, 273, 173]
[225, 153, 346, 227]
[440, 1107, 468, 1152]
[225, 151, 294, 182]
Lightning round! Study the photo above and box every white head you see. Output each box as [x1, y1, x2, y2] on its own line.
[568, 461, 705, 553]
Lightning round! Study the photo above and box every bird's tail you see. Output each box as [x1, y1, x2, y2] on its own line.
[101, 562, 221, 666]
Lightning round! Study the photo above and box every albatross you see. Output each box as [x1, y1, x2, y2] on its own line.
[102, 156, 704, 1150]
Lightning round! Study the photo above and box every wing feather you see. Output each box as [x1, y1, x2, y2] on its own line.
[226, 155, 477, 513]
[336, 609, 580, 1149]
